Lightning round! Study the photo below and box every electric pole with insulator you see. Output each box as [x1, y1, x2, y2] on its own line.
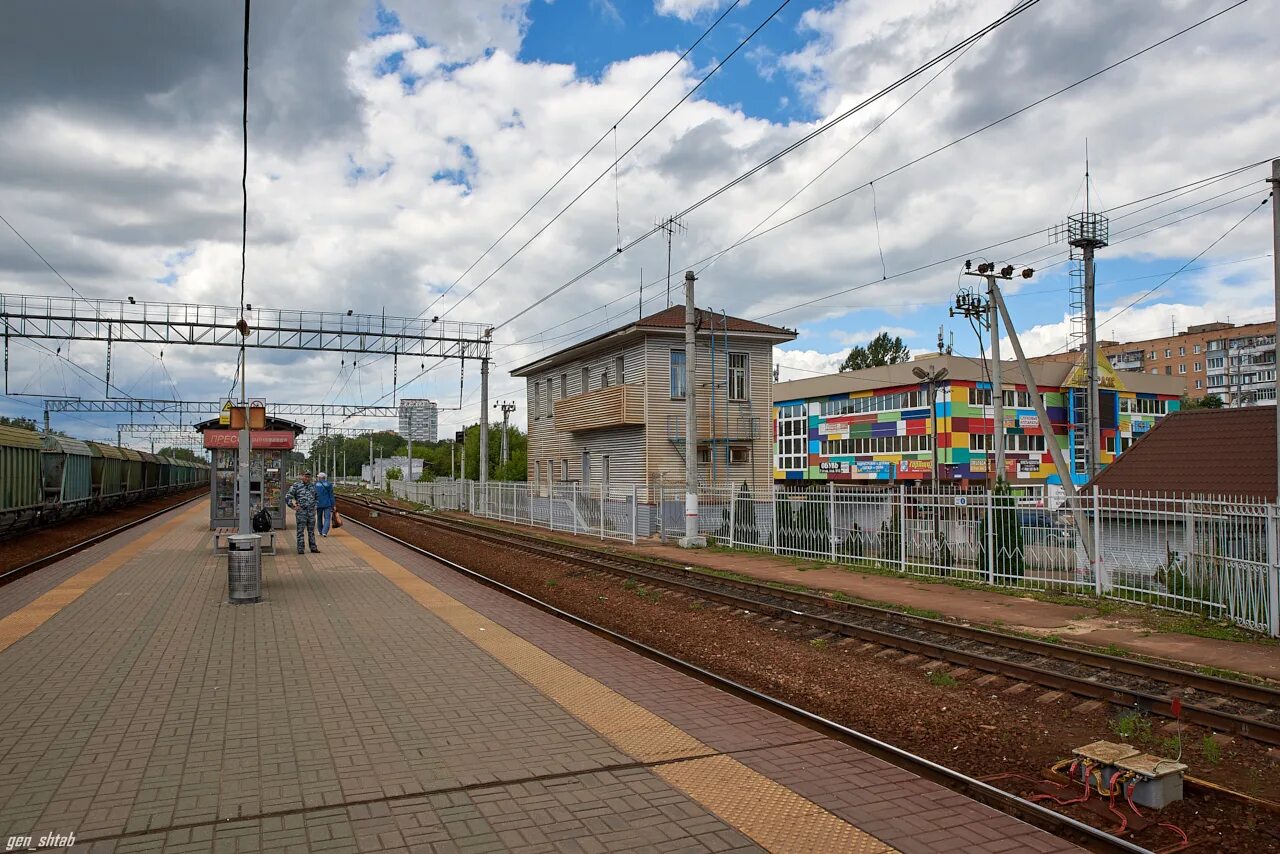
[495, 401, 517, 467]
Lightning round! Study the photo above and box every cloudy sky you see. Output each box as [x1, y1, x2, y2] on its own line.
[1, 0, 1276, 445]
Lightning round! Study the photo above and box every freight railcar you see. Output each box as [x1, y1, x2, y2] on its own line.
[0, 425, 45, 534]
[85, 441, 128, 507]
[39, 435, 94, 522]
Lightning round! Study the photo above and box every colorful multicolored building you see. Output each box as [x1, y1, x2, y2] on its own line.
[773, 354, 1185, 489]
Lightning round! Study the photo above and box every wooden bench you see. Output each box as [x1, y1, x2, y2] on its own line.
[212, 528, 277, 555]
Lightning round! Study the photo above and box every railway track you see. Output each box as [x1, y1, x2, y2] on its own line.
[339, 500, 1147, 854]
[340, 494, 1280, 748]
[0, 492, 205, 586]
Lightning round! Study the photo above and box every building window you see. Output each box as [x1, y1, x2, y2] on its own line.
[561, 459, 568, 481]
[1195, 379, 1203, 390]
[1164, 366, 1172, 375]
[728, 353, 749, 400]
[1164, 348, 1171, 358]
[1208, 356, 1224, 369]
[696, 447, 711, 464]
[1149, 350, 1157, 359]
[1119, 396, 1133, 413]
[615, 355, 624, 385]
[1193, 362, 1201, 372]
[776, 403, 807, 471]
[1193, 344, 1201, 354]
[1178, 364, 1186, 374]
[559, 373, 567, 399]
[1004, 434, 1046, 452]
[670, 350, 686, 398]
[1179, 346, 1186, 356]
[1208, 339, 1223, 351]
[600, 370, 609, 390]
[602, 455, 610, 485]
[535, 460, 542, 485]
[971, 387, 993, 406]
[580, 366, 589, 394]
[1150, 369, 1158, 375]
[729, 446, 750, 464]
[533, 382, 540, 419]
[1001, 389, 1034, 408]
[822, 389, 926, 415]
[969, 433, 992, 451]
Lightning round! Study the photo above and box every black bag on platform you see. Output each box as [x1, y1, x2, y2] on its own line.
[251, 508, 273, 533]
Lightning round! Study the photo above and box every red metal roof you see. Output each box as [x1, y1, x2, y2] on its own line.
[634, 305, 795, 336]
[1089, 407, 1277, 499]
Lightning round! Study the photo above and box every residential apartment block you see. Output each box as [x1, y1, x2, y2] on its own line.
[512, 307, 796, 496]
[398, 398, 439, 442]
[1039, 320, 1275, 404]
[773, 353, 1183, 491]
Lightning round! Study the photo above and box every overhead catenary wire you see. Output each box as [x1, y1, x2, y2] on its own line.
[494, 0, 1251, 335]
[417, 0, 743, 322]
[441, 0, 797, 322]
[494, 0, 1050, 331]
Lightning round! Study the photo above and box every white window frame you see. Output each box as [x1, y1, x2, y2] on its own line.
[670, 350, 686, 399]
[614, 355, 624, 385]
[728, 352, 749, 401]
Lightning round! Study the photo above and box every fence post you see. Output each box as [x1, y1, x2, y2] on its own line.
[631, 484, 638, 544]
[984, 491, 995, 585]
[829, 482, 836, 562]
[729, 488, 737, 550]
[529, 483, 536, 530]
[1093, 488, 1105, 596]
[896, 484, 906, 573]
[573, 483, 578, 535]
[600, 485, 605, 541]
[1269, 503, 1279, 638]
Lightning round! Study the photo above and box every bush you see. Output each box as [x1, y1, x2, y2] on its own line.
[979, 480, 1024, 582]
[775, 493, 830, 555]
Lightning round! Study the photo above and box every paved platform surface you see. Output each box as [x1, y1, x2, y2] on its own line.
[439, 511, 1280, 682]
[0, 501, 1077, 853]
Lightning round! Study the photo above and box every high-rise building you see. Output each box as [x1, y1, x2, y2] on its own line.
[398, 399, 438, 442]
[1035, 320, 1276, 405]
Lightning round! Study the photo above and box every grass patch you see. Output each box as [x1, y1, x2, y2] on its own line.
[927, 671, 958, 688]
[1201, 735, 1222, 764]
[1110, 709, 1153, 744]
[544, 579, 559, 588]
[1104, 643, 1130, 659]
[809, 637, 830, 651]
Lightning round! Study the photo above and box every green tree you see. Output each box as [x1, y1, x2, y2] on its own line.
[0, 415, 38, 431]
[979, 481, 1025, 583]
[385, 467, 402, 481]
[460, 422, 529, 481]
[1179, 393, 1224, 410]
[840, 332, 911, 372]
[156, 446, 200, 462]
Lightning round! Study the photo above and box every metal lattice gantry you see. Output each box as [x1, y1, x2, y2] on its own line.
[48, 399, 399, 417]
[1, 294, 491, 358]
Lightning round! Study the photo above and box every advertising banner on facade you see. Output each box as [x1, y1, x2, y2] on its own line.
[203, 429, 295, 450]
[897, 459, 932, 473]
[817, 422, 849, 437]
[1017, 458, 1040, 473]
[856, 460, 894, 478]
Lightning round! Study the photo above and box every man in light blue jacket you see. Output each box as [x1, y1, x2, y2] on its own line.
[314, 472, 336, 537]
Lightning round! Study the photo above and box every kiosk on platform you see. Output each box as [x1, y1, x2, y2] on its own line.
[195, 404, 305, 530]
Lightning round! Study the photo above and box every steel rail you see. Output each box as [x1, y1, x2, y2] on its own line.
[0, 491, 205, 586]
[340, 495, 1280, 747]
[341, 510, 1146, 854]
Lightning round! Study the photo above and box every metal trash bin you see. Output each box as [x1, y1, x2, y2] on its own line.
[227, 533, 262, 603]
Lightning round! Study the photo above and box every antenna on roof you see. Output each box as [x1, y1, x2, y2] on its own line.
[937, 325, 945, 354]
[655, 214, 687, 308]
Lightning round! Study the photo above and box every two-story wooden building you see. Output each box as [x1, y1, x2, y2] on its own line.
[512, 306, 796, 498]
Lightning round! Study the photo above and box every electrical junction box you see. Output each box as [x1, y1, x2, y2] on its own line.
[1072, 740, 1140, 767]
[1115, 753, 1187, 809]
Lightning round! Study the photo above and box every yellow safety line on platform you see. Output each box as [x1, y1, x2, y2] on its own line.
[338, 530, 896, 854]
[0, 502, 208, 655]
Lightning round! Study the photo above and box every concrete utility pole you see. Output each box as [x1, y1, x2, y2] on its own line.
[989, 288, 1004, 484]
[680, 270, 705, 548]
[913, 365, 949, 565]
[987, 275, 1097, 569]
[1270, 159, 1280, 502]
[495, 401, 517, 465]
[1083, 242, 1101, 477]
[368, 435, 373, 483]
[479, 331, 491, 484]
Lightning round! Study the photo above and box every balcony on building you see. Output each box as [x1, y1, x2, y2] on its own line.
[554, 383, 646, 432]
[1112, 350, 1145, 372]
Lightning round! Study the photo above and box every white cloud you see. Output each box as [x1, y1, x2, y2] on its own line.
[773, 347, 844, 380]
[1, 0, 1276, 444]
[654, 0, 733, 22]
[829, 325, 919, 348]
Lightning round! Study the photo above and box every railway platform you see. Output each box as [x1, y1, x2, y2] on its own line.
[0, 500, 1079, 853]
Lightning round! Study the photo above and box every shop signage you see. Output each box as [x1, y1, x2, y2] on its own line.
[855, 460, 894, 478]
[897, 459, 932, 473]
[817, 422, 849, 436]
[1019, 415, 1039, 428]
[203, 429, 295, 450]
[819, 460, 850, 473]
[1017, 459, 1039, 473]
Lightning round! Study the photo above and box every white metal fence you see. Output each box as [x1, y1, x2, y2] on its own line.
[390, 479, 640, 543]
[384, 478, 1279, 636]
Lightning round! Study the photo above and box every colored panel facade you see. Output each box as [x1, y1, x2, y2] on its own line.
[774, 380, 1180, 487]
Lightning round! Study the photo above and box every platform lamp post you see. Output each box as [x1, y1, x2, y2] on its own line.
[913, 365, 949, 571]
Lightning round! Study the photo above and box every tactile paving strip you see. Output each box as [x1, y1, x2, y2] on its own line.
[341, 529, 898, 854]
[0, 502, 207, 654]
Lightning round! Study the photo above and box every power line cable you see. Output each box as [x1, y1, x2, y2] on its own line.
[442, 0, 797, 322]
[494, 0, 1250, 333]
[419, 0, 744, 320]
[494, 0, 1049, 331]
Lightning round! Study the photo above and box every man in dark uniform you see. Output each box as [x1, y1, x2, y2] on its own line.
[286, 471, 320, 554]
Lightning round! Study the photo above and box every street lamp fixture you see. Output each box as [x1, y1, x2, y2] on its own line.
[913, 365, 950, 575]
